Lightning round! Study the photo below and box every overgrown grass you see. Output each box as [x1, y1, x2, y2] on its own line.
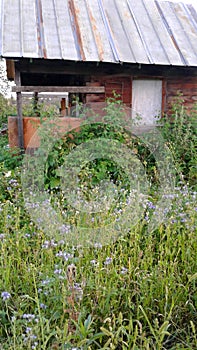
[0, 95, 196, 349]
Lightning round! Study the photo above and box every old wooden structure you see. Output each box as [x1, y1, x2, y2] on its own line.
[0, 0, 197, 148]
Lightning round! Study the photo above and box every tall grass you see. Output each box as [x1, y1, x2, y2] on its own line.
[0, 95, 196, 349]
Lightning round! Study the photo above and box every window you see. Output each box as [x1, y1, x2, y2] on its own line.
[132, 79, 162, 125]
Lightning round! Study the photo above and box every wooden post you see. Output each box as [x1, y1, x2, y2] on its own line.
[61, 98, 66, 116]
[33, 92, 39, 116]
[15, 69, 24, 150]
[16, 91, 24, 150]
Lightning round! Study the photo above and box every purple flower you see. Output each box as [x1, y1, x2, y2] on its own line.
[94, 242, 102, 249]
[90, 259, 97, 266]
[56, 251, 73, 261]
[120, 267, 128, 275]
[22, 314, 36, 322]
[104, 257, 112, 265]
[25, 327, 32, 334]
[40, 303, 47, 310]
[1, 291, 11, 301]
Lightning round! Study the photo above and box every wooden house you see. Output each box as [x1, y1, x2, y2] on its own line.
[0, 0, 197, 148]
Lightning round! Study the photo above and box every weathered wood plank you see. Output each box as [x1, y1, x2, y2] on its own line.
[16, 91, 24, 149]
[12, 86, 105, 93]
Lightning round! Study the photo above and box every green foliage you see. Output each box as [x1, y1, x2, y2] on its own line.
[158, 94, 197, 186]
[0, 94, 16, 126]
[22, 98, 59, 120]
[0, 94, 197, 348]
[44, 97, 157, 196]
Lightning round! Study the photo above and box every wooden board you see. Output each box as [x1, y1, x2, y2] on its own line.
[12, 86, 105, 93]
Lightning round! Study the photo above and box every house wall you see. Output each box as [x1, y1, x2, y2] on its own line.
[166, 76, 197, 112]
[15, 60, 197, 116]
[85, 73, 197, 116]
[9, 60, 197, 149]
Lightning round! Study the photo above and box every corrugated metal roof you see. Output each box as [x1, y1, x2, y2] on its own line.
[0, 0, 197, 66]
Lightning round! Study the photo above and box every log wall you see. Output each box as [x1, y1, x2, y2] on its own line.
[85, 74, 197, 115]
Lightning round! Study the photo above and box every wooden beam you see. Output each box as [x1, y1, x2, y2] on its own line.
[12, 86, 105, 93]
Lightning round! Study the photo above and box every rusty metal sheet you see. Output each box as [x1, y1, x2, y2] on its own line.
[85, 0, 114, 62]
[144, 0, 183, 65]
[174, 2, 197, 59]
[53, 0, 79, 60]
[70, 0, 99, 61]
[101, 0, 135, 63]
[39, 0, 62, 59]
[115, 0, 150, 64]
[128, 0, 169, 65]
[0, 0, 197, 67]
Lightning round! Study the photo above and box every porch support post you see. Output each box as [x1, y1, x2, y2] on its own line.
[15, 69, 24, 150]
[16, 91, 24, 149]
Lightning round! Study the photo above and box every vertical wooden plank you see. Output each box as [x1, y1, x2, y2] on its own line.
[33, 92, 39, 116]
[61, 98, 66, 116]
[6, 60, 15, 80]
[15, 69, 24, 150]
[162, 79, 167, 115]
[16, 91, 24, 150]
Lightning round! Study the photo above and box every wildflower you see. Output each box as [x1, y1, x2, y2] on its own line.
[56, 251, 73, 261]
[120, 267, 128, 275]
[40, 303, 47, 310]
[146, 201, 156, 210]
[11, 316, 16, 322]
[22, 314, 36, 322]
[4, 171, 11, 177]
[42, 239, 57, 249]
[58, 239, 65, 246]
[25, 327, 32, 334]
[9, 179, 18, 186]
[90, 259, 97, 266]
[94, 242, 102, 249]
[73, 283, 83, 301]
[1, 291, 11, 301]
[41, 277, 52, 286]
[54, 268, 62, 275]
[104, 257, 112, 265]
[24, 233, 31, 238]
[59, 224, 71, 234]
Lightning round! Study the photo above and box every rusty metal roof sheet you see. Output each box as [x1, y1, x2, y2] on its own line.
[0, 0, 197, 66]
